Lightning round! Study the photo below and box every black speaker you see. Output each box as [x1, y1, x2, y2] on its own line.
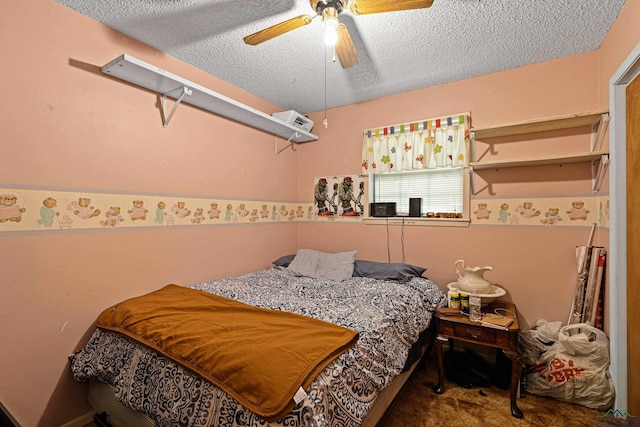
[409, 198, 422, 217]
[370, 202, 397, 217]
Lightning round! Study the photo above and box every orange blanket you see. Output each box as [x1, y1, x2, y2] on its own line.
[95, 284, 359, 422]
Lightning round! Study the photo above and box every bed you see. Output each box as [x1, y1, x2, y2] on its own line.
[70, 249, 447, 426]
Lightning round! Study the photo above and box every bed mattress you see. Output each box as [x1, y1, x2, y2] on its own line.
[71, 267, 446, 426]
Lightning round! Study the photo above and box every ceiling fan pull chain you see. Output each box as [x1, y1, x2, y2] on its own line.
[324, 43, 329, 128]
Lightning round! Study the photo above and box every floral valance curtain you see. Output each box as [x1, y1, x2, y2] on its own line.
[361, 113, 470, 174]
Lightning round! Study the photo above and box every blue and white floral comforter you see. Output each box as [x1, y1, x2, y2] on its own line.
[70, 267, 446, 426]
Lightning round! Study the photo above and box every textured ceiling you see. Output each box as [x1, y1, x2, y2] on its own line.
[55, 0, 625, 115]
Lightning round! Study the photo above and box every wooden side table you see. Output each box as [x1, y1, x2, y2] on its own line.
[433, 301, 523, 418]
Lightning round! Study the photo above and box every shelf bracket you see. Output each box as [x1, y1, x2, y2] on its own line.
[160, 86, 192, 128]
[590, 113, 610, 152]
[470, 132, 477, 163]
[275, 132, 299, 156]
[468, 132, 477, 196]
[592, 154, 610, 193]
[468, 166, 475, 196]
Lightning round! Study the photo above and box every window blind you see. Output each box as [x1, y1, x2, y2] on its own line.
[372, 167, 464, 214]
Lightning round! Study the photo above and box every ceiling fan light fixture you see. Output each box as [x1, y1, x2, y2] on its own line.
[322, 7, 339, 46]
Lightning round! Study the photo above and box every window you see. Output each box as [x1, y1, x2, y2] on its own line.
[370, 167, 467, 216]
[361, 112, 471, 222]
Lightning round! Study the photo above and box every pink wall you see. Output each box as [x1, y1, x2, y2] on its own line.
[597, 0, 640, 108]
[298, 52, 606, 331]
[0, 1, 299, 425]
[3, 0, 640, 425]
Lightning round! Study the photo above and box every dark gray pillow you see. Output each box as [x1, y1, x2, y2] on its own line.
[272, 254, 296, 267]
[352, 260, 427, 282]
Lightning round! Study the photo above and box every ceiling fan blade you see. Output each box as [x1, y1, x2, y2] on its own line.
[335, 23, 359, 69]
[349, 0, 434, 15]
[244, 15, 314, 46]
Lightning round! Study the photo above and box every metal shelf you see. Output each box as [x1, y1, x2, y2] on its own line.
[101, 54, 318, 143]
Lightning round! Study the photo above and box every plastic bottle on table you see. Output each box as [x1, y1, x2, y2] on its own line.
[460, 292, 470, 315]
[449, 292, 460, 309]
[469, 295, 482, 322]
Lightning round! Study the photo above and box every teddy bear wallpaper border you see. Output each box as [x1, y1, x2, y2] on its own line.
[0, 187, 317, 233]
[0, 184, 608, 233]
[471, 195, 609, 228]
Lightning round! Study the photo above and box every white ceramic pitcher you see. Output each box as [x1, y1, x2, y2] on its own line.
[454, 259, 492, 293]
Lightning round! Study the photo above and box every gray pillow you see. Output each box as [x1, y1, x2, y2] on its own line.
[286, 249, 357, 281]
[286, 249, 320, 277]
[315, 250, 357, 281]
[352, 260, 427, 283]
[272, 254, 296, 267]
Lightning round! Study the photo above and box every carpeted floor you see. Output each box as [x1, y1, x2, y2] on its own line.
[81, 353, 611, 427]
[380, 353, 606, 427]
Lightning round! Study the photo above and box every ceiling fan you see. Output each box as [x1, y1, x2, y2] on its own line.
[243, 0, 435, 69]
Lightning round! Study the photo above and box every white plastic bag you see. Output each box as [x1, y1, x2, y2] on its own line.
[526, 323, 615, 410]
[519, 319, 562, 365]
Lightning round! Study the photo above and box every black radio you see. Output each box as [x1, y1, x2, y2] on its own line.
[369, 202, 397, 217]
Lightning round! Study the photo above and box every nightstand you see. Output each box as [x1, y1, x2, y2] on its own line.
[433, 301, 523, 418]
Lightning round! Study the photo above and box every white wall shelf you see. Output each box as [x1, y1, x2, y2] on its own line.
[469, 110, 610, 194]
[472, 110, 609, 139]
[469, 151, 609, 170]
[101, 54, 318, 143]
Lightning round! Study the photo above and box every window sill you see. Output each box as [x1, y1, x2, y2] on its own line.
[363, 217, 470, 227]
